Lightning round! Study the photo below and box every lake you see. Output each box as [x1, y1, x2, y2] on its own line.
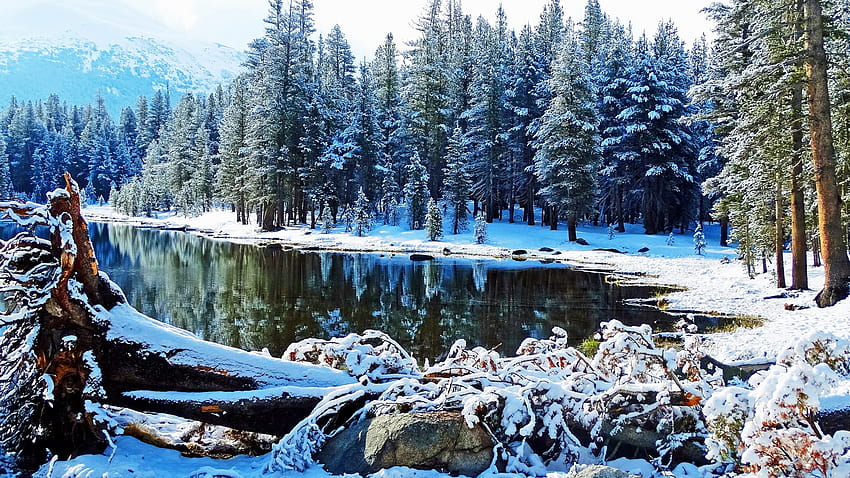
[3, 221, 676, 362]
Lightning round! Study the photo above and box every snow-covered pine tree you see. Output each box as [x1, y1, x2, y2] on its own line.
[425, 198, 443, 241]
[406, 0, 451, 196]
[610, 28, 696, 235]
[191, 125, 214, 214]
[0, 136, 10, 196]
[217, 75, 251, 224]
[162, 94, 200, 215]
[6, 101, 43, 195]
[80, 95, 121, 201]
[352, 63, 383, 204]
[464, 9, 510, 223]
[379, 154, 402, 225]
[321, 201, 334, 233]
[385, 197, 401, 227]
[352, 187, 371, 237]
[596, 19, 633, 233]
[245, 0, 317, 230]
[442, 126, 470, 234]
[473, 211, 488, 244]
[404, 153, 429, 230]
[666, 231, 675, 246]
[118, 106, 143, 178]
[532, 22, 600, 242]
[694, 224, 707, 255]
[373, 34, 414, 204]
[505, 25, 543, 226]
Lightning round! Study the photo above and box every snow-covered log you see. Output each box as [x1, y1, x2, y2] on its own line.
[0, 174, 355, 471]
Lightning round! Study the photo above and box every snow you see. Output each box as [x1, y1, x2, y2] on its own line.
[83, 205, 850, 365]
[103, 302, 355, 389]
[11, 205, 850, 478]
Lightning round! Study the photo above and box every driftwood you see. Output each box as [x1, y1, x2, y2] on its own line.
[0, 174, 354, 467]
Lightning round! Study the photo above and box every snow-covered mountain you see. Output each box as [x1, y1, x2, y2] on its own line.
[0, 0, 247, 116]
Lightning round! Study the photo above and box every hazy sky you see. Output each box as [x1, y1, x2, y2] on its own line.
[146, 0, 714, 58]
[2, 0, 715, 59]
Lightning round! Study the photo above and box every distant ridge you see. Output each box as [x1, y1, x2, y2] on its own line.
[0, 1, 246, 116]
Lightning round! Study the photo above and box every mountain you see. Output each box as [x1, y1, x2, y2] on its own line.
[0, 0, 246, 116]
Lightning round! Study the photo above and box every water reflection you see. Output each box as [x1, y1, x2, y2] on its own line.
[7, 221, 673, 362]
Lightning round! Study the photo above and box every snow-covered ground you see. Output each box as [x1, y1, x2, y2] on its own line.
[83, 205, 849, 364]
[20, 205, 847, 478]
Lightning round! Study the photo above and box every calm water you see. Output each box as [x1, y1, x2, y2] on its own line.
[4, 221, 675, 361]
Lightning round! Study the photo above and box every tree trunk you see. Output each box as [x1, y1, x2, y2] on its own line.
[790, 83, 809, 290]
[720, 216, 729, 247]
[615, 186, 625, 233]
[805, 0, 850, 306]
[567, 216, 578, 242]
[549, 206, 558, 231]
[1, 177, 357, 466]
[775, 171, 787, 289]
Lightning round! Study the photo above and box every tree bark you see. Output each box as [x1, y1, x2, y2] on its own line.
[567, 216, 578, 242]
[775, 176, 787, 288]
[805, 0, 850, 306]
[2, 176, 356, 465]
[790, 82, 809, 290]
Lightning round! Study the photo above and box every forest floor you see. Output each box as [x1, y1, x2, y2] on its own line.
[20, 205, 849, 478]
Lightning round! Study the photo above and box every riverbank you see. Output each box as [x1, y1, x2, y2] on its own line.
[83, 205, 849, 364]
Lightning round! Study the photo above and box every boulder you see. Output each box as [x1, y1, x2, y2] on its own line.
[317, 411, 493, 476]
[512, 249, 528, 256]
[593, 248, 625, 254]
[410, 254, 436, 262]
[572, 465, 636, 478]
[575, 238, 590, 246]
[637, 247, 650, 253]
[539, 247, 555, 252]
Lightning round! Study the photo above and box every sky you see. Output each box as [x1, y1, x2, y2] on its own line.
[0, 0, 715, 59]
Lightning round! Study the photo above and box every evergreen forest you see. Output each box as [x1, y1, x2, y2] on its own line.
[3, 0, 850, 303]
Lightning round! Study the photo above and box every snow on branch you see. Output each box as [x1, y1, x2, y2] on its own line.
[270, 321, 715, 473]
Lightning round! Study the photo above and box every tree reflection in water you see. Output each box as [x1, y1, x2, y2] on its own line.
[88, 223, 673, 362]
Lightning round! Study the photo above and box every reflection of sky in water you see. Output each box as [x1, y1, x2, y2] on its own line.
[4, 221, 673, 363]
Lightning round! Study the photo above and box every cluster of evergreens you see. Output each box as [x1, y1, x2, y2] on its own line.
[0, 0, 712, 238]
[3, 0, 850, 303]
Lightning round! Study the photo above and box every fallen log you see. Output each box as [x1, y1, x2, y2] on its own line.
[0, 174, 355, 469]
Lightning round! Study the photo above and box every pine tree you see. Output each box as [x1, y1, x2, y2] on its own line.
[217, 75, 251, 224]
[404, 153, 430, 230]
[406, 0, 451, 196]
[7, 101, 43, 194]
[0, 136, 10, 196]
[320, 201, 334, 233]
[464, 10, 510, 222]
[609, 31, 695, 235]
[352, 187, 371, 237]
[118, 106, 142, 178]
[373, 33, 413, 206]
[505, 25, 544, 225]
[473, 211, 487, 244]
[442, 126, 470, 234]
[532, 23, 600, 242]
[805, 0, 850, 306]
[694, 225, 707, 255]
[425, 198, 443, 241]
[596, 20, 633, 233]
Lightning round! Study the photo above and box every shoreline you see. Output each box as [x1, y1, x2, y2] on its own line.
[82, 206, 850, 363]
